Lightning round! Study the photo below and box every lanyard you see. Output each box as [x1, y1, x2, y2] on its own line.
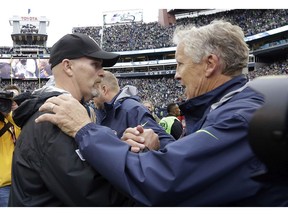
[8, 124, 17, 144]
[0, 120, 17, 145]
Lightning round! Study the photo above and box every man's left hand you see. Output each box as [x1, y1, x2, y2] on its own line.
[35, 94, 92, 137]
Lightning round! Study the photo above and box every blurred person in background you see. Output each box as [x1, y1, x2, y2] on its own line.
[142, 100, 161, 123]
[159, 102, 183, 140]
[3, 85, 21, 111]
[0, 60, 13, 79]
[92, 70, 174, 150]
[0, 86, 21, 207]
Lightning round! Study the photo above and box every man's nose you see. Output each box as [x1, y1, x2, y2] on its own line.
[174, 71, 181, 80]
[97, 68, 105, 76]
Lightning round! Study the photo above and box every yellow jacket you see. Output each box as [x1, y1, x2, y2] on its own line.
[0, 112, 21, 187]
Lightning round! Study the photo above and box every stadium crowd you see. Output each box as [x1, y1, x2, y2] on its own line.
[72, 9, 288, 52]
[1, 58, 288, 116]
[1, 9, 288, 113]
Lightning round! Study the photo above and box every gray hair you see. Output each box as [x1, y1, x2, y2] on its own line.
[172, 19, 249, 76]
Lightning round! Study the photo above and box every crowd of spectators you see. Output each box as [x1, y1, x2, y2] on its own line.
[1, 9, 288, 114]
[0, 47, 12, 54]
[248, 58, 288, 80]
[1, 58, 287, 116]
[72, 9, 288, 52]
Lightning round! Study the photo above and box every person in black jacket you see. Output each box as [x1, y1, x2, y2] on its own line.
[9, 33, 136, 207]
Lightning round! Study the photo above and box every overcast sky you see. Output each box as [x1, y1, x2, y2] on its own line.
[0, 0, 159, 47]
[0, 0, 285, 47]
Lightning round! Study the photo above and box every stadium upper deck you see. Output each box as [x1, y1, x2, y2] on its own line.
[1, 9, 288, 80]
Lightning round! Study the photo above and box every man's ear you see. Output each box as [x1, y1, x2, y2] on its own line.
[102, 85, 108, 95]
[62, 59, 73, 76]
[205, 54, 219, 78]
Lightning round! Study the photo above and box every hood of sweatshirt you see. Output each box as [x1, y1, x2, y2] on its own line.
[113, 85, 138, 102]
[13, 86, 69, 128]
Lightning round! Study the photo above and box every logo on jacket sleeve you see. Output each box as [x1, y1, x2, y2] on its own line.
[75, 149, 85, 161]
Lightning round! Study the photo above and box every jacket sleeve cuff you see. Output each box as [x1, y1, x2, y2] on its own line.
[75, 122, 95, 142]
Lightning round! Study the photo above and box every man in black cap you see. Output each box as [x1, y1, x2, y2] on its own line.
[9, 33, 136, 206]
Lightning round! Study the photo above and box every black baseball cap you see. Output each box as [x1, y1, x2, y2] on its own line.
[49, 33, 120, 69]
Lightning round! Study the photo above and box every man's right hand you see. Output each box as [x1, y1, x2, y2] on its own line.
[121, 125, 160, 153]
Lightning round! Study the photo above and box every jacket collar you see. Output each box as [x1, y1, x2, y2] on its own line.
[179, 75, 248, 120]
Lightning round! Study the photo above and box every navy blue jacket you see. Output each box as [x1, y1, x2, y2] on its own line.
[95, 85, 175, 148]
[75, 76, 288, 206]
